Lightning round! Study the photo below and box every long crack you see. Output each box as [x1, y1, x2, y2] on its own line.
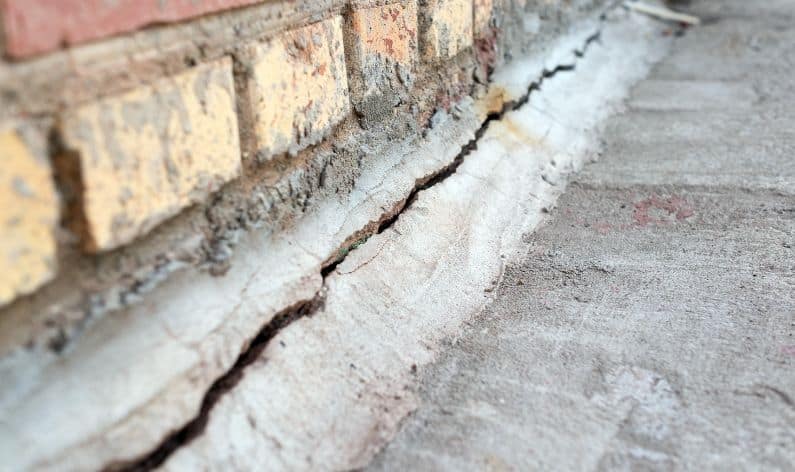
[113, 23, 605, 472]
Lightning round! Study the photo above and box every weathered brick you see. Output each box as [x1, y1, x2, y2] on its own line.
[345, 1, 418, 117]
[240, 17, 350, 160]
[347, 1, 418, 76]
[1, 0, 263, 58]
[474, 0, 495, 37]
[0, 128, 59, 306]
[419, 0, 474, 60]
[59, 58, 241, 252]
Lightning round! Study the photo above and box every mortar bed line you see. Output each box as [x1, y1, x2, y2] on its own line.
[113, 22, 605, 472]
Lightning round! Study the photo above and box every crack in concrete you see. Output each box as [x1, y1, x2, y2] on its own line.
[368, 32, 602, 244]
[111, 23, 606, 472]
[107, 296, 325, 472]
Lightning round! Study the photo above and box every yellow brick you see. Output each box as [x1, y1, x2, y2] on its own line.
[346, 1, 418, 101]
[241, 17, 350, 160]
[60, 58, 241, 252]
[420, 0, 474, 59]
[0, 129, 58, 306]
[474, 0, 494, 36]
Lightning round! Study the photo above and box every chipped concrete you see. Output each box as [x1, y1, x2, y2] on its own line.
[0, 0, 604, 373]
[369, 1, 795, 470]
[0, 3, 706, 471]
[0, 103, 479, 471]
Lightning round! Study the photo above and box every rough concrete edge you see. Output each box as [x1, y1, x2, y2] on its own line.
[0, 107, 471, 471]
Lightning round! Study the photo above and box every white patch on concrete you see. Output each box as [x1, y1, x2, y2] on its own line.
[163, 11, 670, 471]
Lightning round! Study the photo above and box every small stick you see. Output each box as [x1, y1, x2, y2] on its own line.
[625, 1, 701, 25]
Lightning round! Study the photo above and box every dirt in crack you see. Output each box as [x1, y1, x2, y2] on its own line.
[112, 27, 603, 472]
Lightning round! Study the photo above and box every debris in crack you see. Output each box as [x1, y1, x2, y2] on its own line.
[111, 23, 606, 472]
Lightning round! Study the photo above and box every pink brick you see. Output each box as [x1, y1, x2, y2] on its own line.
[1, 0, 262, 58]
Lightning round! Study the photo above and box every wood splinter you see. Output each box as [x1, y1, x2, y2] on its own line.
[625, 1, 702, 25]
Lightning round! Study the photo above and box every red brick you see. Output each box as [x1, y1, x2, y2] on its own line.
[1, 0, 262, 58]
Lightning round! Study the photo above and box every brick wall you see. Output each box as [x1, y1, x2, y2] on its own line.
[0, 0, 607, 312]
[0, 0, 497, 308]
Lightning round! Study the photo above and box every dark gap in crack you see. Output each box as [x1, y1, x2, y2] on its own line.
[113, 26, 604, 472]
[321, 255, 343, 278]
[108, 293, 326, 472]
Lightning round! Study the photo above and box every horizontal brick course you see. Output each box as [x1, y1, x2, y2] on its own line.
[240, 17, 350, 161]
[1, 0, 262, 58]
[0, 128, 59, 306]
[59, 58, 241, 252]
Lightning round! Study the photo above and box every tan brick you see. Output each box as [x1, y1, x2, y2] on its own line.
[419, 0, 474, 59]
[346, 1, 418, 106]
[241, 17, 350, 161]
[0, 128, 59, 306]
[60, 58, 241, 252]
[474, 0, 495, 37]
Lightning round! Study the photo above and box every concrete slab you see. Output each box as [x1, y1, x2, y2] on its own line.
[369, 1, 795, 470]
[629, 80, 758, 111]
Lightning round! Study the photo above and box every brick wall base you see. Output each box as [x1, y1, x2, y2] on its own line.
[0, 1, 609, 469]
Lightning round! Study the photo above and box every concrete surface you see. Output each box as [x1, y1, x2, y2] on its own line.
[161, 11, 668, 470]
[368, 1, 795, 470]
